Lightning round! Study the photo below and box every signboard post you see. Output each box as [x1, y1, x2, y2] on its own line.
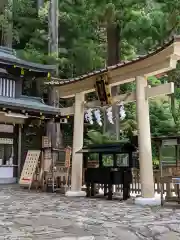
[65, 146, 71, 190]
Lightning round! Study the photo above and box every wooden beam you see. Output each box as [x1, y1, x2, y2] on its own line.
[0, 113, 25, 124]
[56, 58, 175, 98]
[59, 82, 174, 115]
[113, 92, 136, 104]
[85, 82, 174, 108]
[146, 82, 174, 99]
[60, 106, 74, 116]
[110, 58, 175, 86]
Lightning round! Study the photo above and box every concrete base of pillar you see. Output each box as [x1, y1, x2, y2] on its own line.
[65, 190, 86, 197]
[135, 197, 161, 206]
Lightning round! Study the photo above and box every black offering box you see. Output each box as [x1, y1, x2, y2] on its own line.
[77, 141, 138, 200]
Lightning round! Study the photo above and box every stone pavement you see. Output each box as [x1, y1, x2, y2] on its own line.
[0, 186, 180, 239]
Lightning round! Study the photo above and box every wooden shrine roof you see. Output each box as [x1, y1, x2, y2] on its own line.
[0, 47, 56, 73]
[45, 35, 180, 88]
[77, 141, 136, 153]
[0, 95, 60, 116]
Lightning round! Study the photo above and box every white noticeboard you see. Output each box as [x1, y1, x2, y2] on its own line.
[162, 139, 177, 146]
[19, 150, 41, 188]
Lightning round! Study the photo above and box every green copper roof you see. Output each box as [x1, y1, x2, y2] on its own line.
[0, 47, 56, 73]
[0, 95, 60, 116]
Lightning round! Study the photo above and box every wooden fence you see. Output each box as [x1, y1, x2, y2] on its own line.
[55, 166, 180, 197]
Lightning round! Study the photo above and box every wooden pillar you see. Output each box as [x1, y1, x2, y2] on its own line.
[17, 124, 22, 179]
[13, 124, 18, 179]
[65, 92, 86, 196]
[135, 76, 157, 205]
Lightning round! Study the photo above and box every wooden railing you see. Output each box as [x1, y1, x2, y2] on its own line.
[54, 165, 180, 197]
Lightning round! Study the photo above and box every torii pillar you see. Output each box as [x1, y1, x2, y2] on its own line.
[135, 76, 159, 205]
[65, 92, 86, 197]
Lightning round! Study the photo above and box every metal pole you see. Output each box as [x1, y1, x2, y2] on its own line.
[17, 124, 22, 179]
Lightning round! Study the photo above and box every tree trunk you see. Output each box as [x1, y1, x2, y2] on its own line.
[4, 0, 13, 47]
[106, 22, 120, 140]
[48, 0, 63, 149]
[106, 23, 120, 66]
[0, 0, 6, 12]
[48, 0, 59, 73]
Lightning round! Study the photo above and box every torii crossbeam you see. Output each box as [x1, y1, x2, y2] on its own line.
[46, 36, 180, 206]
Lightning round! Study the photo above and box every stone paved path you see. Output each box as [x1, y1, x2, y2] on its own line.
[0, 186, 180, 239]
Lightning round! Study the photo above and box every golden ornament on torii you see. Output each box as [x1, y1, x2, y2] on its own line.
[94, 73, 112, 106]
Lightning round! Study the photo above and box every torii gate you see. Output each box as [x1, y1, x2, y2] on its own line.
[46, 36, 180, 205]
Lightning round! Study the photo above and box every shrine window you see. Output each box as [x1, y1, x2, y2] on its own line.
[116, 153, 129, 167]
[0, 138, 13, 165]
[102, 154, 114, 167]
[0, 78, 15, 98]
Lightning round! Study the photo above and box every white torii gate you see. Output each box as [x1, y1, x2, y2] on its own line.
[46, 36, 180, 205]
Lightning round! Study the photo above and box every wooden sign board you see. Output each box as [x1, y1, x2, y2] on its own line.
[19, 150, 41, 188]
[65, 147, 72, 168]
[0, 138, 13, 144]
[42, 136, 51, 148]
[95, 75, 112, 106]
[65, 146, 72, 189]
[44, 149, 52, 172]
